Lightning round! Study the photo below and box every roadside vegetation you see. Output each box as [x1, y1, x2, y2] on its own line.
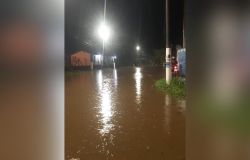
[154, 77, 186, 98]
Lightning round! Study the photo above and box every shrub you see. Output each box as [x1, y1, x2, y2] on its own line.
[155, 78, 186, 98]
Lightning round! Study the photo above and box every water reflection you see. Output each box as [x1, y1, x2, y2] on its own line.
[177, 99, 186, 112]
[113, 69, 118, 87]
[97, 70, 103, 90]
[96, 70, 114, 136]
[164, 95, 172, 134]
[100, 87, 113, 135]
[134, 67, 143, 105]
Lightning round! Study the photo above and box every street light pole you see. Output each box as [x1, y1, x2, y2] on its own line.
[165, 0, 172, 84]
[102, 37, 105, 67]
[97, 0, 112, 68]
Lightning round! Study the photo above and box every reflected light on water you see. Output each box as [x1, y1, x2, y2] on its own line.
[100, 87, 113, 135]
[113, 69, 118, 87]
[96, 70, 114, 136]
[97, 70, 103, 90]
[134, 67, 143, 105]
[177, 100, 186, 112]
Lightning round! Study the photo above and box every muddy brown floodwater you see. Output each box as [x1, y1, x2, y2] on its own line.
[65, 67, 185, 160]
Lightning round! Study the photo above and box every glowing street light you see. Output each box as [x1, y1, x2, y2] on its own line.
[98, 22, 111, 43]
[96, 22, 111, 67]
[97, 0, 111, 67]
[136, 45, 140, 51]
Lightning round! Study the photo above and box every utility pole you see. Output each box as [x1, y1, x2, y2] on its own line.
[165, 0, 172, 84]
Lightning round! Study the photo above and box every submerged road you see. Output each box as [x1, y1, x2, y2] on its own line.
[66, 67, 185, 160]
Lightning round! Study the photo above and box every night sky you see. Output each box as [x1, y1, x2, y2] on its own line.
[66, 0, 184, 63]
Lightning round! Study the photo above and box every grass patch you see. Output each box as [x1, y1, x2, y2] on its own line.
[155, 77, 186, 98]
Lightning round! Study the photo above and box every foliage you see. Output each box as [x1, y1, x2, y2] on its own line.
[155, 78, 186, 98]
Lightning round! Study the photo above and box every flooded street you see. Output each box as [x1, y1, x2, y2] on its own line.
[65, 67, 185, 160]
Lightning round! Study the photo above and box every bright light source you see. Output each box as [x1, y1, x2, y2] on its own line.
[98, 22, 111, 42]
[95, 54, 103, 62]
[95, 54, 102, 59]
[136, 45, 140, 51]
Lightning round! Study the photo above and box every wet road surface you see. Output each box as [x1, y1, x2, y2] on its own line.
[65, 67, 185, 160]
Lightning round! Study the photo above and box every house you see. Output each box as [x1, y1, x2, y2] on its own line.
[69, 50, 117, 70]
[71, 51, 91, 67]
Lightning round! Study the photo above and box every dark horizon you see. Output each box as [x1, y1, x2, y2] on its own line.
[66, 0, 184, 62]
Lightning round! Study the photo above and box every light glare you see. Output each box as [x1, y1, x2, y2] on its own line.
[98, 23, 111, 42]
[136, 45, 140, 51]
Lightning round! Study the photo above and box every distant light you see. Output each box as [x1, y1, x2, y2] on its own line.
[95, 54, 103, 62]
[98, 22, 111, 42]
[111, 56, 117, 62]
[136, 45, 140, 51]
[95, 54, 102, 58]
